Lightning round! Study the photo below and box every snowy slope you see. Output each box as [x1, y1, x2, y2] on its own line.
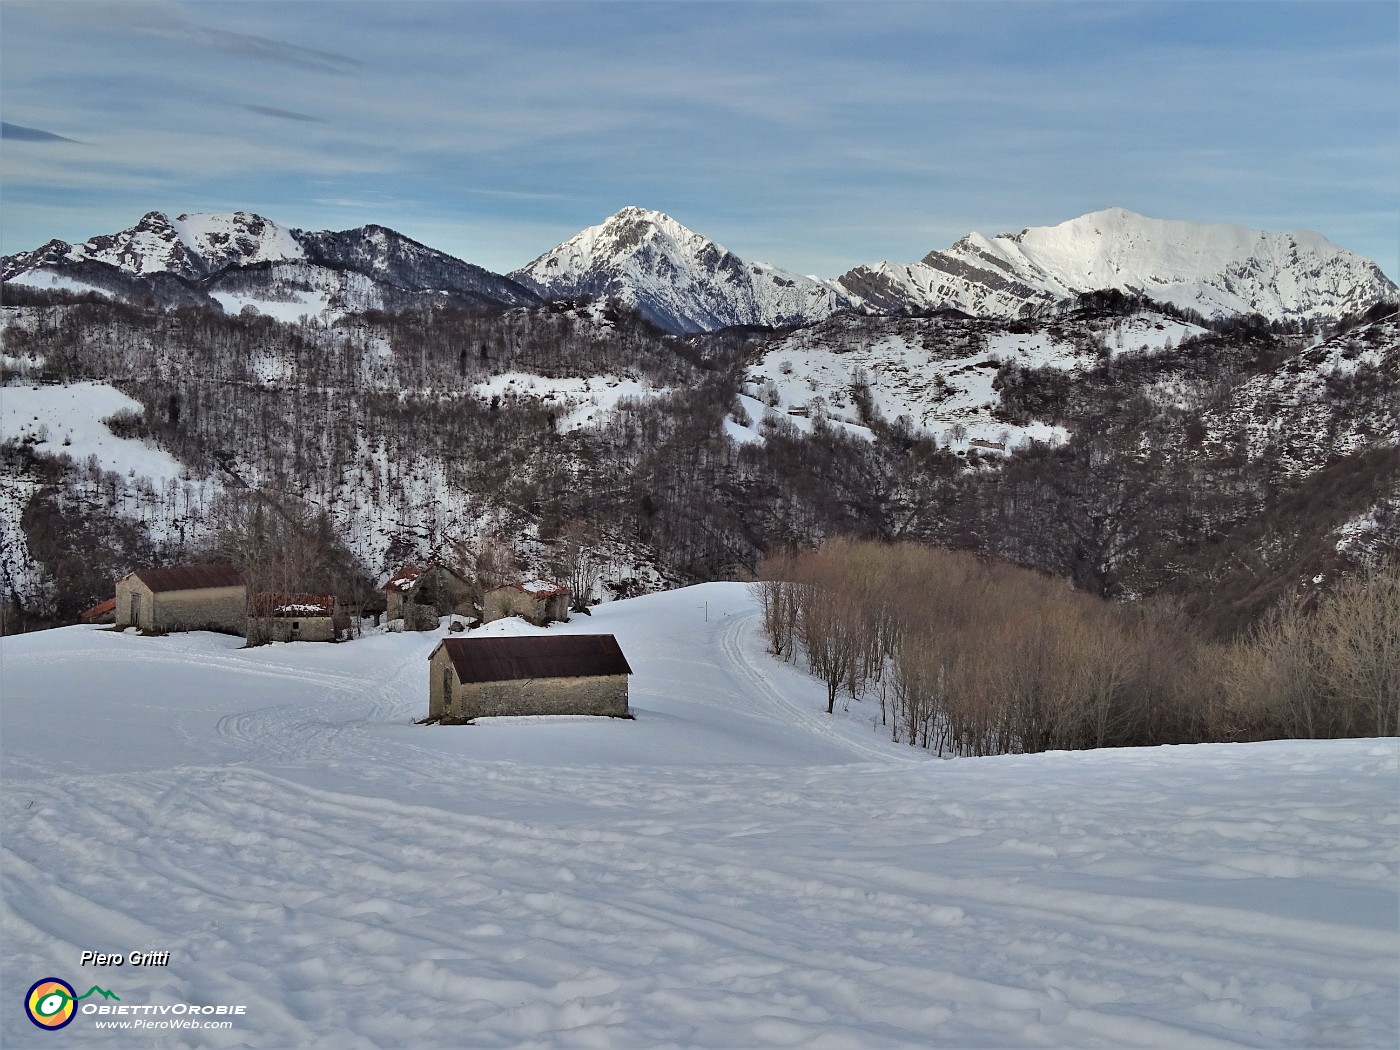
[0, 383, 190, 487]
[1200, 310, 1400, 479]
[839, 208, 1398, 323]
[512, 207, 858, 333]
[2, 584, 1396, 1048]
[741, 311, 1204, 450]
[0, 383, 222, 611]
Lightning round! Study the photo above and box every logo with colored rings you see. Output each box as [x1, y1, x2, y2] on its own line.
[25, 978, 77, 1030]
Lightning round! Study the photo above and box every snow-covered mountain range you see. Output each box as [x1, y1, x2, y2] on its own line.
[838, 208, 1397, 324]
[2, 210, 538, 319]
[3, 206, 1394, 331]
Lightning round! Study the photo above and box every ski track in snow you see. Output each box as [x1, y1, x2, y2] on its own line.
[2, 584, 1397, 1048]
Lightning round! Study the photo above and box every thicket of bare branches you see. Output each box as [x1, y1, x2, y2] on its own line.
[1216, 561, 1400, 739]
[756, 540, 1398, 755]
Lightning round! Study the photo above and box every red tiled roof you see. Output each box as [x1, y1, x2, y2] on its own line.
[437, 635, 630, 684]
[80, 597, 116, 622]
[384, 563, 429, 592]
[130, 564, 244, 592]
[250, 593, 336, 617]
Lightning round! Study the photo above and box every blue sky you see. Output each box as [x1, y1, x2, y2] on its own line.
[2, 1, 1396, 279]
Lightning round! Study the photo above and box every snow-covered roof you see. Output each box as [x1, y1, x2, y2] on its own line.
[514, 578, 570, 599]
[250, 592, 336, 617]
[383, 564, 429, 592]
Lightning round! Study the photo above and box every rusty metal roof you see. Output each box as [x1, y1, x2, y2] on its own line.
[438, 635, 631, 684]
[130, 564, 244, 592]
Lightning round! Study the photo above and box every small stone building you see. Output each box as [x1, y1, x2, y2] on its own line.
[115, 564, 246, 634]
[247, 593, 342, 644]
[483, 579, 571, 627]
[428, 634, 631, 724]
[384, 563, 474, 631]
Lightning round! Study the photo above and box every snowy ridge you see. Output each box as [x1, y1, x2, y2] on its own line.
[2, 211, 305, 282]
[2, 211, 537, 320]
[840, 208, 1397, 323]
[511, 207, 858, 334]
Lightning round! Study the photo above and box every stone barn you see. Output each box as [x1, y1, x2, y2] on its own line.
[483, 579, 571, 627]
[384, 562, 474, 631]
[428, 635, 631, 724]
[115, 564, 246, 634]
[247, 593, 342, 644]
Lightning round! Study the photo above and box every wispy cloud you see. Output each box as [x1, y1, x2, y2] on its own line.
[200, 27, 360, 75]
[240, 104, 325, 124]
[1, 121, 77, 143]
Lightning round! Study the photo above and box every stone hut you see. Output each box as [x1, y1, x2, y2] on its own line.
[428, 634, 631, 724]
[384, 562, 474, 631]
[247, 593, 342, 644]
[483, 579, 570, 627]
[115, 564, 246, 634]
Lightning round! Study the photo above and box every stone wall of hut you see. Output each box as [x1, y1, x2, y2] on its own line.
[116, 578, 247, 634]
[429, 647, 628, 723]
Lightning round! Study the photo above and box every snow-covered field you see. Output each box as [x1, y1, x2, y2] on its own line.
[0, 383, 190, 486]
[2, 584, 1396, 1047]
[470, 373, 669, 432]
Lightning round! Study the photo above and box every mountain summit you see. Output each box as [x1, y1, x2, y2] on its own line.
[838, 207, 1396, 322]
[510, 207, 857, 333]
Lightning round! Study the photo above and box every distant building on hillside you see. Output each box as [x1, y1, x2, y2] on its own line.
[428, 634, 631, 724]
[247, 593, 343, 644]
[383, 562, 474, 631]
[482, 579, 570, 627]
[115, 564, 246, 634]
